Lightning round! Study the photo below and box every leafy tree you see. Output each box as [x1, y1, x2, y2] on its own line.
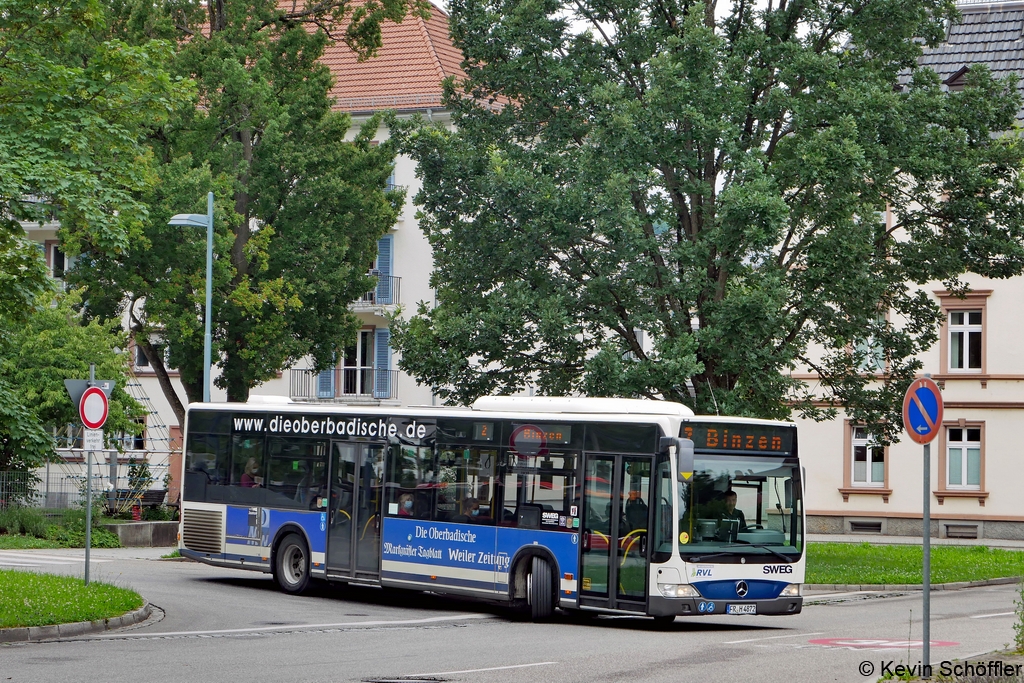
[0, 0, 186, 320]
[393, 0, 1024, 442]
[0, 291, 144, 471]
[73, 0, 425, 424]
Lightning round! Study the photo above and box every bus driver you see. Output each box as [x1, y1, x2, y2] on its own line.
[717, 489, 747, 540]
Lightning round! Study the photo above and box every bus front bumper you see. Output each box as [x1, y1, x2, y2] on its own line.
[648, 594, 803, 617]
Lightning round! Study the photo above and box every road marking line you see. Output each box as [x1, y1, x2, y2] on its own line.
[725, 631, 825, 644]
[409, 662, 558, 676]
[970, 611, 1015, 619]
[92, 613, 493, 638]
[0, 557, 109, 565]
[0, 552, 111, 563]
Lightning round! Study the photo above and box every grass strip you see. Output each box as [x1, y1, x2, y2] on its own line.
[0, 535, 62, 550]
[0, 570, 143, 629]
[808, 542, 1024, 585]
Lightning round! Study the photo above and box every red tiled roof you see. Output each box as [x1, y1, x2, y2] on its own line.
[321, 1, 465, 112]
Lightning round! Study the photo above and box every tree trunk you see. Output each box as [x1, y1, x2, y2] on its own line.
[138, 340, 188, 428]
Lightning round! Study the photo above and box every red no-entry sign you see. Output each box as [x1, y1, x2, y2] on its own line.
[79, 386, 109, 430]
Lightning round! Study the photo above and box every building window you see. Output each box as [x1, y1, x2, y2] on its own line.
[948, 310, 982, 371]
[841, 421, 891, 501]
[946, 427, 981, 490]
[851, 427, 885, 487]
[134, 341, 172, 372]
[854, 313, 887, 373]
[132, 418, 146, 451]
[935, 289, 990, 376]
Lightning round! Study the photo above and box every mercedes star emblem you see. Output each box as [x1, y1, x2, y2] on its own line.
[736, 580, 749, 597]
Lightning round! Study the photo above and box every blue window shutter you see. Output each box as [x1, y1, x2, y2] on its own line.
[317, 369, 334, 398]
[374, 329, 391, 399]
[376, 235, 393, 304]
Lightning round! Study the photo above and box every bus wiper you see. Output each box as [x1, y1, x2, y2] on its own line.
[686, 544, 794, 564]
[685, 551, 734, 562]
[720, 543, 794, 563]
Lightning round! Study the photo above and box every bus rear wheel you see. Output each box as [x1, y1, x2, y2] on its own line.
[274, 533, 311, 595]
[529, 556, 554, 621]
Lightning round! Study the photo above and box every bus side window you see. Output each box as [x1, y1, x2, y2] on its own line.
[435, 448, 497, 525]
[183, 433, 230, 502]
[264, 437, 327, 510]
[225, 435, 265, 505]
[385, 445, 434, 519]
[500, 451, 576, 531]
[651, 457, 674, 563]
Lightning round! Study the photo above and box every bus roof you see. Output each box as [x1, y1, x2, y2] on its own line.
[687, 414, 797, 428]
[471, 396, 695, 417]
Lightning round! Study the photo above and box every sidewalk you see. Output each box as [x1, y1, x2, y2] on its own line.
[809, 533, 1024, 550]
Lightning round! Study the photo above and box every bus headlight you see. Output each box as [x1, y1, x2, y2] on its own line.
[780, 583, 801, 597]
[659, 584, 701, 598]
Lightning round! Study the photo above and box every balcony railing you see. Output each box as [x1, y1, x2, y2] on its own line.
[355, 275, 400, 307]
[290, 367, 400, 401]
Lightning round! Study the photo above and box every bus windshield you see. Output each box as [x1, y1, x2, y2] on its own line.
[678, 455, 803, 561]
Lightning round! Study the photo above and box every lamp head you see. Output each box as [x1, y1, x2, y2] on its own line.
[167, 213, 209, 227]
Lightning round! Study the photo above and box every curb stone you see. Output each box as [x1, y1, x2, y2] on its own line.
[0, 602, 152, 643]
[805, 576, 1021, 592]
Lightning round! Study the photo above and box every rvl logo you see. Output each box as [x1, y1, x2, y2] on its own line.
[694, 567, 713, 577]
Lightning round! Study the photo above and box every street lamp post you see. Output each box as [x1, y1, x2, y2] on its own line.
[168, 191, 214, 403]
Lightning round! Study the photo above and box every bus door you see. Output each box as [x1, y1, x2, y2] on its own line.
[326, 442, 384, 579]
[579, 454, 652, 612]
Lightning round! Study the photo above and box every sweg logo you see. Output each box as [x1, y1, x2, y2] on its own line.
[763, 565, 794, 574]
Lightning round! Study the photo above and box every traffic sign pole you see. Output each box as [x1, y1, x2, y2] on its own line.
[923, 442, 931, 669]
[85, 364, 94, 585]
[903, 375, 943, 672]
[85, 446, 91, 586]
[65, 366, 115, 586]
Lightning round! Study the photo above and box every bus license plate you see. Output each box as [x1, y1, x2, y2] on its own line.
[727, 604, 756, 615]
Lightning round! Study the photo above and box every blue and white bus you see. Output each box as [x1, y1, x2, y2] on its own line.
[179, 396, 804, 621]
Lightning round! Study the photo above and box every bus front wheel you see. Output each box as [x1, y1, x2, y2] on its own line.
[274, 533, 311, 595]
[529, 556, 554, 621]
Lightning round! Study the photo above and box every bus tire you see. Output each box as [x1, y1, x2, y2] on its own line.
[652, 614, 676, 629]
[529, 556, 553, 621]
[274, 533, 311, 595]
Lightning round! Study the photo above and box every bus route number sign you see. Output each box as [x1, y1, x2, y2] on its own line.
[902, 377, 943, 444]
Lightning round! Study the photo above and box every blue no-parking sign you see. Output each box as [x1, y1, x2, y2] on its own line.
[902, 377, 943, 444]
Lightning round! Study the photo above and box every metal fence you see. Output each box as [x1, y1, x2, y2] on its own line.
[0, 470, 89, 514]
[1, 458, 170, 516]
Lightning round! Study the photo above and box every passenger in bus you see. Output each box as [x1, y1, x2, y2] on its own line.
[457, 497, 488, 523]
[398, 493, 415, 516]
[625, 490, 648, 532]
[240, 458, 262, 487]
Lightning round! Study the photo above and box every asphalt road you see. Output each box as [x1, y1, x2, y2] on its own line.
[1, 547, 1019, 683]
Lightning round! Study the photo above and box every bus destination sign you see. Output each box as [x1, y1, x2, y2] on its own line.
[681, 422, 795, 455]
